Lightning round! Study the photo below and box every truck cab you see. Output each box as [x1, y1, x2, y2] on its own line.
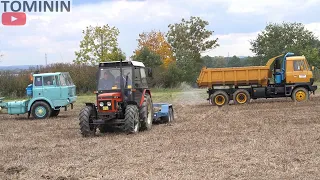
[0, 72, 77, 119]
[284, 56, 314, 84]
[26, 72, 77, 118]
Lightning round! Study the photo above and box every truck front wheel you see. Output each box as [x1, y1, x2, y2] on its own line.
[31, 101, 52, 119]
[292, 87, 309, 102]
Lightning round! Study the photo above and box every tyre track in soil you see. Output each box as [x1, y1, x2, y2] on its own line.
[1, 89, 320, 179]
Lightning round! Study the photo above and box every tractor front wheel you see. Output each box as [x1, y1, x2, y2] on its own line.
[31, 101, 52, 119]
[140, 94, 153, 131]
[124, 105, 140, 134]
[79, 106, 96, 137]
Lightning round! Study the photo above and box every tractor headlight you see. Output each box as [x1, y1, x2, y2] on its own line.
[107, 101, 112, 106]
[99, 102, 104, 107]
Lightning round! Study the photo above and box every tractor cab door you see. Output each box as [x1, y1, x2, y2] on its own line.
[42, 74, 61, 104]
[133, 66, 149, 103]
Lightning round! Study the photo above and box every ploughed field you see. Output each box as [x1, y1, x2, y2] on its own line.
[1, 88, 320, 180]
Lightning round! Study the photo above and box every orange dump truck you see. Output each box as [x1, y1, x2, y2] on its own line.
[197, 53, 317, 106]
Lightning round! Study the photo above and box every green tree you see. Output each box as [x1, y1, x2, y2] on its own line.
[74, 25, 125, 65]
[166, 16, 219, 83]
[227, 55, 241, 67]
[250, 22, 320, 66]
[132, 46, 162, 68]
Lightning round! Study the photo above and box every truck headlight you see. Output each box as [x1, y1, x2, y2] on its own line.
[107, 102, 112, 106]
[99, 102, 104, 107]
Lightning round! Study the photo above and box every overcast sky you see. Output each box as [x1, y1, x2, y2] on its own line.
[1, 0, 320, 66]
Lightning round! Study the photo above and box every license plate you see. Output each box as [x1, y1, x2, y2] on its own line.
[103, 106, 109, 110]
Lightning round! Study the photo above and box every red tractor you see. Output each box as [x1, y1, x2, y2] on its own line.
[78, 60, 173, 136]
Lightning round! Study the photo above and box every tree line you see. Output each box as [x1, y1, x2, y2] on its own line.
[1, 17, 320, 97]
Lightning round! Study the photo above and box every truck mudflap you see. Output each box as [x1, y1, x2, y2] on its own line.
[310, 85, 317, 94]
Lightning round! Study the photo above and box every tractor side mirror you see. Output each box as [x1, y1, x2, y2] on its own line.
[147, 67, 152, 77]
[312, 66, 315, 71]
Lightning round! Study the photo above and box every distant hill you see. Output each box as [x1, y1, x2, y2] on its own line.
[0, 65, 39, 70]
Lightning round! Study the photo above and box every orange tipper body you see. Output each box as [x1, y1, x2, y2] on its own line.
[197, 53, 317, 106]
[197, 54, 282, 88]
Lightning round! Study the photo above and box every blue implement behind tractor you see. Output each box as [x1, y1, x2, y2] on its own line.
[153, 103, 174, 123]
[0, 72, 77, 119]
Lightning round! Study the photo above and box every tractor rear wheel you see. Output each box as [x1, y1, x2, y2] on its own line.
[50, 109, 60, 117]
[31, 101, 52, 119]
[140, 94, 153, 131]
[124, 105, 140, 134]
[211, 91, 229, 106]
[233, 89, 250, 104]
[79, 106, 96, 137]
[292, 87, 309, 102]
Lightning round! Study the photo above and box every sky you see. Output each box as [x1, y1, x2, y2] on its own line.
[1, 0, 320, 66]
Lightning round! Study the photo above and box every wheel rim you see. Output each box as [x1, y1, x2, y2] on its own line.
[35, 106, 46, 118]
[215, 95, 225, 106]
[236, 93, 247, 104]
[296, 90, 306, 101]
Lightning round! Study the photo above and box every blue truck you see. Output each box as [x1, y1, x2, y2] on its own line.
[0, 72, 77, 119]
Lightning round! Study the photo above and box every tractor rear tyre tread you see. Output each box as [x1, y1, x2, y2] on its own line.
[79, 106, 96, 137]
[211, 91, 229, 106]
[233, 89, 250, 104]
[140, 94, 153, 131]
[31, 101, 52, 119]
[124, 105, 140, 134]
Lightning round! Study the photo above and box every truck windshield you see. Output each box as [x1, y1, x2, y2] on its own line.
[98, 67, 132, 90]
[60, 72, 74, 86]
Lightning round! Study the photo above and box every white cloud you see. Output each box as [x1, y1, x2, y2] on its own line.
[306, 23, 320, 39]
[202, 32, 259, 57]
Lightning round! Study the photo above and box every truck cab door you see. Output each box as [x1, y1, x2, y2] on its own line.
[42, 75, 61, 106]
[291, 59, 309, 83]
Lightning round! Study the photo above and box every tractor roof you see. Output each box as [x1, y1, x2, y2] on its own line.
[99, 60, 145, 68]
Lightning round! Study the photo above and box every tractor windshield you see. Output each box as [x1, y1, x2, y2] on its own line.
[98, 67, 132, 90]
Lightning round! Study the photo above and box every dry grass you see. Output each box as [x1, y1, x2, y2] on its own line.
[1, 89, 320, 180]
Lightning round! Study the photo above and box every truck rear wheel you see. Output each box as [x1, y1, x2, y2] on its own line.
[233, 89, 250, 104]
[292, 87, 309, 102]
[31, 101, 52, 119]
[140, 94, 153, 131]
[211, 91, 229, 106]
[79, 106, 96, 137]
[124, 105, 140, 134]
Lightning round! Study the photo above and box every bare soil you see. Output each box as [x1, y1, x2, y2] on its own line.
[1, 89, 320, 180]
